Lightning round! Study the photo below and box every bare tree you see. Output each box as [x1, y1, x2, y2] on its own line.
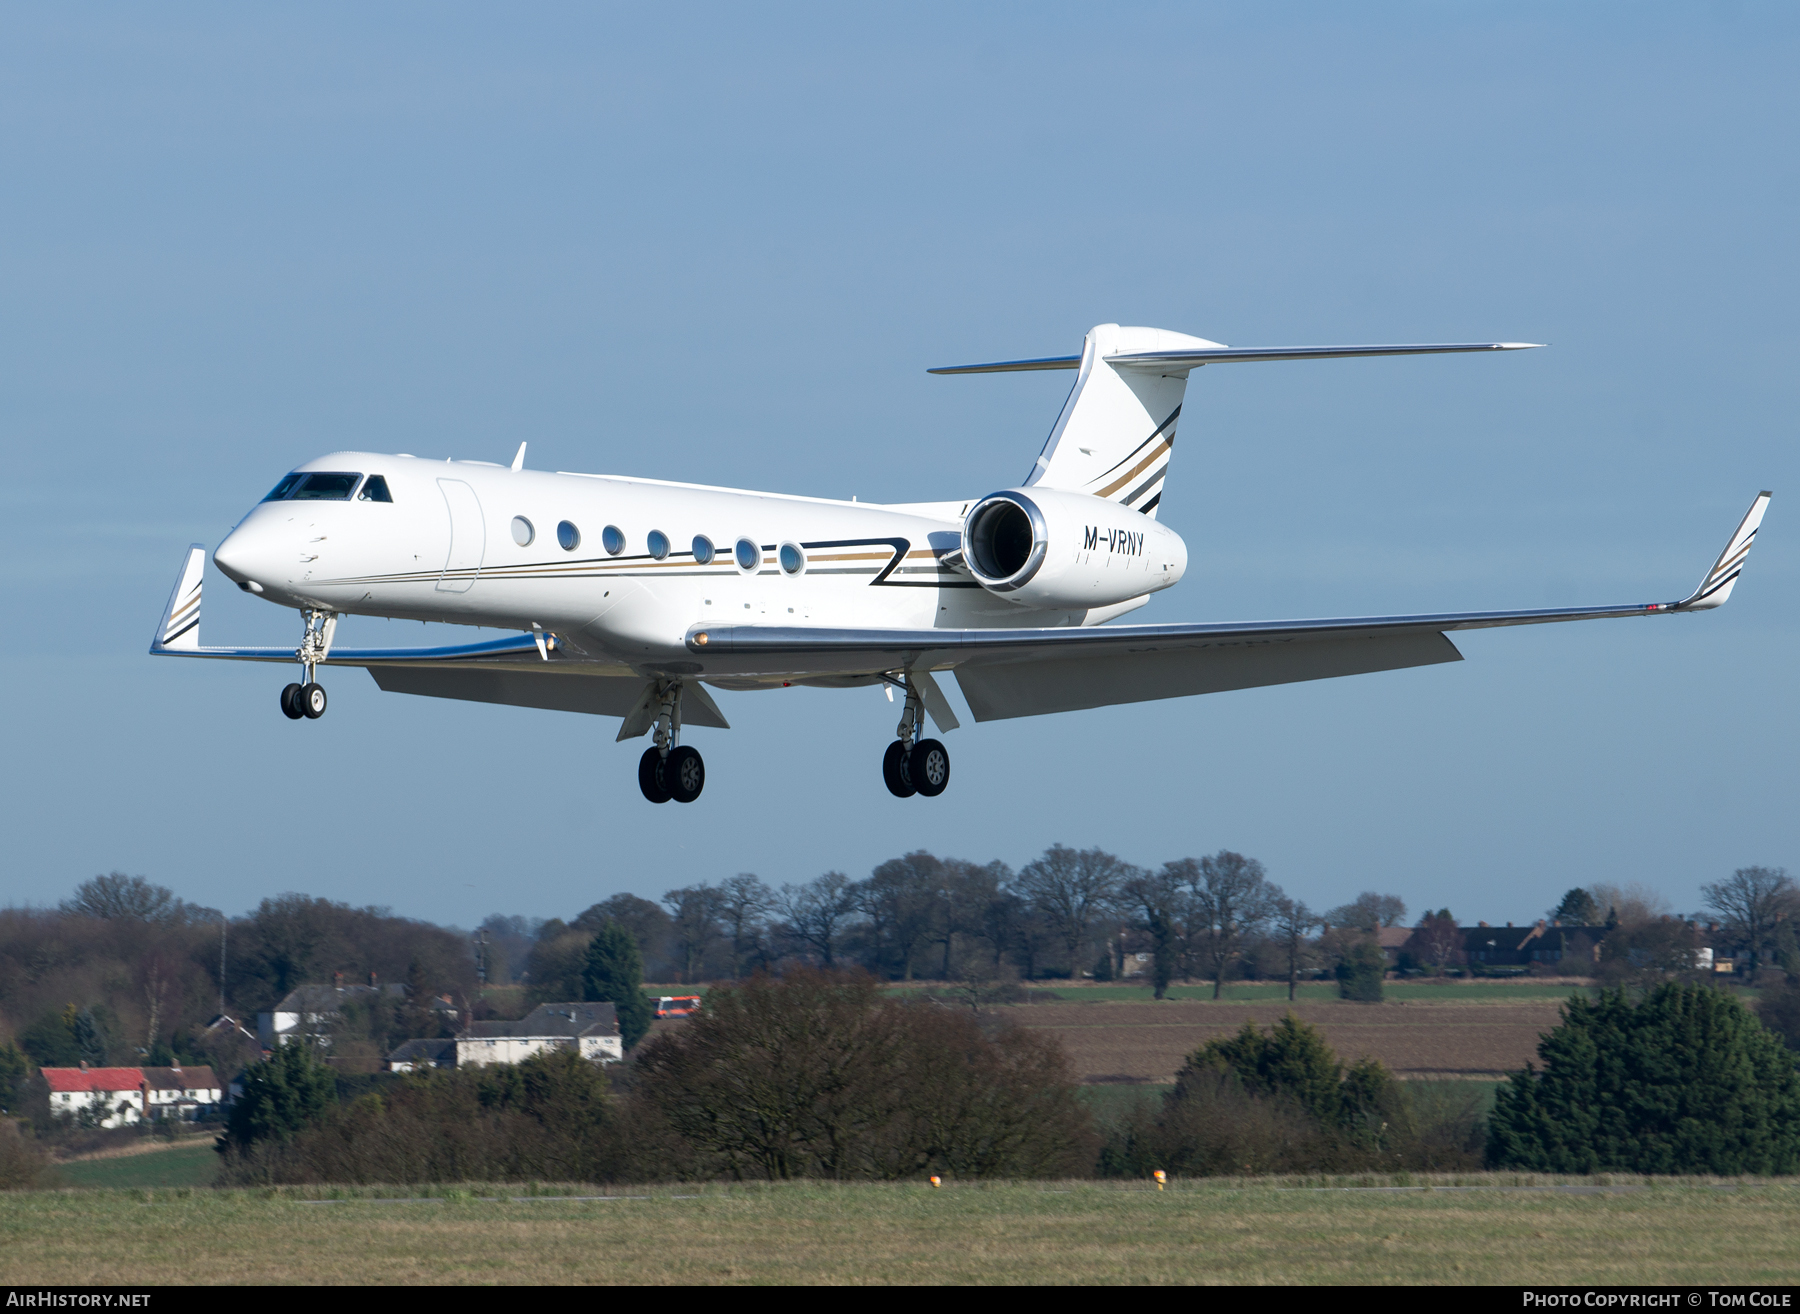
[1587, 881, 1670, 931]
[1408, 909, 1464, 978]
[1013, 845, 1130, 977]
[663, 884, 723, 983]
[1325, 891, 1408, 930]
[1269, 893, 1319, 1001]
[1120, 864, 1183, 999]
[715, 874, 775, 978]
[1702, 866, 1799, 974]
[776, 873, 859, 966]
[1181, 851, 1277, 999]
[859, 852, 944, 980]
[62, 873, 190, 925]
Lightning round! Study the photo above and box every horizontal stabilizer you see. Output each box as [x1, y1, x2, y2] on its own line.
[930, 342, 1541, 375]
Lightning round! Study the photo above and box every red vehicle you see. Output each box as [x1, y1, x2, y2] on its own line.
[655, 995, 701, 1018]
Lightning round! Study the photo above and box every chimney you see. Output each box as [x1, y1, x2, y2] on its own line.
[1478, 920, 1489, 928]
[79, 1060, 88, 1072]
[334, 971, 343, 990]
[369, 971, 378, 988]
[1506, 921, 1513, 928]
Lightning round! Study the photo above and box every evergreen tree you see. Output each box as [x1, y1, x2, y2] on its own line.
[0, 1042, 30, 1114]
[1179, 1012, 1398, 1139]
[17, 1010, 81, 1068]
[1337, 939, 1385, 1001]
[582, 920, 653, 1049]
[71, 1007, 108, 1065]
[1552, 888, 1601, 926]
[1488, 981, 1800, 1174]
[222, 1040, 337, 1153]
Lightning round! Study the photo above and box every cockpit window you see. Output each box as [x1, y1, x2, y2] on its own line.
[261, 473, 305, 502]
[357, 475, 392, 503]
[290, 472, 363, 501]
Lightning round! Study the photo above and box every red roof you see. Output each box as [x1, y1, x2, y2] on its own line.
[41, 1068, 146, 1094]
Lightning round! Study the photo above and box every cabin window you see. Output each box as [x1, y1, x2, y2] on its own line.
[291, 472, 362, 501]
[647, 530, 671, 560]
[602, 525, 625, 555]
[357, 475, 393, 503]
[692, 535, 715, 565]
[735, 538, 760, 571]
[261, 473, 304, 502]
[779, 543, 805, 575]
[557, 521, 581, 551]
[511, 516, 535, 547]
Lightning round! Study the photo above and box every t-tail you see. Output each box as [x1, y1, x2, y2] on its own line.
[931, 325, 1542, 520]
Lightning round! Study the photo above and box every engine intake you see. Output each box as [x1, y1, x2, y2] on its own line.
[961, 488, 1187, 611]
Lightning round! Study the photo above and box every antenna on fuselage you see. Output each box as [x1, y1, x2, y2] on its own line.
[511, 442, 527, 472]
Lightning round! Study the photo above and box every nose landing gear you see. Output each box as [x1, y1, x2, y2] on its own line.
[882, 672, 950, 799]
[279, 609, 336, 723]
[638, 681, 705, 804]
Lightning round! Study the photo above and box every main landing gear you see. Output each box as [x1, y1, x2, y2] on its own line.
[881, 673, 949, 799]
[279, 609, 336, 723]
[639, 682, 705, 804]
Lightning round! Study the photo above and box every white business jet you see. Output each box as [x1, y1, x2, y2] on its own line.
[151, 323, 1770, 804]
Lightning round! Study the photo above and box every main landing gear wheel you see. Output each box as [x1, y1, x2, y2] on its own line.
[639, 747, 672, 804]
[882, 740, 916, 798]
[300, 682, 327, 719]
[909, 738, 950, 797]
[279, 683, 305, 720]
[666, 745, 705, 803]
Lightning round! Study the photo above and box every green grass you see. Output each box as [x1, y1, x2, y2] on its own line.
[52, 1141, 219, 1190]
[3, 1178, 1797, 1284]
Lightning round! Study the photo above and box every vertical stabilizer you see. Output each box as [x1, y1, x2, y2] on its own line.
[1024, 324, 1222, 518]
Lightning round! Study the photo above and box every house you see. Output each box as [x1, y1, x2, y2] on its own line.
[386, 1038, 456, 1073]
[141, 1064, 222, 1120]
[41, 1065, 147, 1127]
[455, 1002, 622, 1067]
[257, 981, 410, 1048]
[1459, 920, 1597, 968]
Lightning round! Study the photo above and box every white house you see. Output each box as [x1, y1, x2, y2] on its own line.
[454, 1002, 623, 1067]
[41, 1066, 146, 1127]
[257, 982, 407, 1048]
[385, 1038, 456, 1073]
[141, 1064, 222, 1120]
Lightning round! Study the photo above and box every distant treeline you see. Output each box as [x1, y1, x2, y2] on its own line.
[3, 857, 1795, 1092]
[205, 976, 1800, 1187]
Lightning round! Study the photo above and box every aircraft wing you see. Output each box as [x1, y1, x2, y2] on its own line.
[686, 492, 1771, 721]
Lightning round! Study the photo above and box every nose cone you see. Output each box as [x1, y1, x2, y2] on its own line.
[214, 516, 285, 588]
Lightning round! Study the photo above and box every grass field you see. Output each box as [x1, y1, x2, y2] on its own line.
[3, 1178, 1796, 1284]
[52, 1141, 220, 1190]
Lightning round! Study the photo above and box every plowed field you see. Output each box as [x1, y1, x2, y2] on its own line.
[1015, 998, 1565, 1081]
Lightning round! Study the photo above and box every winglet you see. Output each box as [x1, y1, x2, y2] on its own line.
[151, 545, 207, 652]
[1676, 492, 1772, 611]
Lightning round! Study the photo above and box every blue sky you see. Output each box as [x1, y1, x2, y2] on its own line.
[1, 4, 1794, 928]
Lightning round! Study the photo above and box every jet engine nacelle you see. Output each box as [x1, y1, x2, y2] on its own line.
[961, 487, 1187, 610]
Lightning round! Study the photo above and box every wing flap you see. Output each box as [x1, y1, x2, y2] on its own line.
[368, 666, 730, 727]
[955, 630, 1462, 721]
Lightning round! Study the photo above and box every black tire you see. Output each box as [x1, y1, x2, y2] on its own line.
[280, 683, 305, 720]
[638, 747, 672, 803]
[300, 682, 327, 719]
[666, 745, 705, 803]
[882, 740, 916, 798]
[909, 738, 950, 797]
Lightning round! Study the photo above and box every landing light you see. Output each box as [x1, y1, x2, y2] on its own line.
[693, 632, 709, 646]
